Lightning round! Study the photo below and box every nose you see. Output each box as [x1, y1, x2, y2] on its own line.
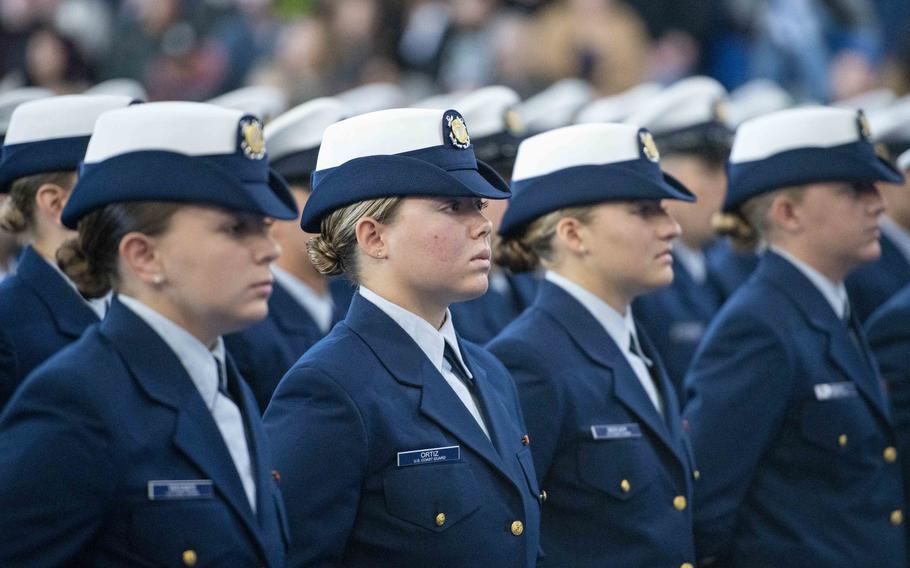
[864, 188, 885, 217]
[254, 230, 281, 264]
[660, 209, 682, 241]
[471, 209, 493, 240]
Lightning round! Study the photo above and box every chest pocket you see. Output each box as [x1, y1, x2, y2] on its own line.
[800, 396, 879, 459]
[130, 500, 254, 567]
[384, 462, 483, 532]
[577, 438, 659, 499]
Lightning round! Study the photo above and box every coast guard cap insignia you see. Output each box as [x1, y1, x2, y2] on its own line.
[640, 131, 660, 162]
[856, 110, 871, 141]
[444, 111, 471, 149]
[240, 117, 266, 160]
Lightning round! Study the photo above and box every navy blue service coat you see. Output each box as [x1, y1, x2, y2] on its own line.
[847, 231, 910, 322]
[0, 245, 99, 406]
[263, 294, 541, 567]
[451, 270, 538, 344]
[487, 281, 697, 567]
[684, 251, 906, 567]
[0, 299, 288, 567]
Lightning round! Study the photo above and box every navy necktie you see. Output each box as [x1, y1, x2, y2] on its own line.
[443, 342, 474, 389]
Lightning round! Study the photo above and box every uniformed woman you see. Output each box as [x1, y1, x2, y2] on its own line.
[0, 102, 296, 567]
[0, 94, 132, 406]
[684, 106, 907, 567]
[263, 108, 542, 567]
[487, 122, 698, 567]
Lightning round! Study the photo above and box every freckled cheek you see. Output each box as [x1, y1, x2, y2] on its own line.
[418, 232, 466, 264]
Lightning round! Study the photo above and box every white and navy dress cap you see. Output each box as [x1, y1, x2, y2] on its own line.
[300, 107, 510, 233]
[724, 106, 904, 212]
[85, 78, 148, 101]
[499, 123, 694, 237]
[335, 82, 408, 116]
[624, 76, 732, 157]
[456, 86, 524, 165]
[61, 101, 297, 229]
[867, 95, 910, 157]
[263, 97, 348, 183]
[0, 94, 135, 192]
[515, 78, 594, 134]
[0, 87, 53, 141]
[727, 79, 794, 127]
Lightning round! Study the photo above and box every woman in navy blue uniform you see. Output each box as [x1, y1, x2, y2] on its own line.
[0, 94, 133, 406]
[0, 102, 295, 567]
[263, 108, 542, 567]
[683, 107, 907, 567]
[487, 122, 699, 567]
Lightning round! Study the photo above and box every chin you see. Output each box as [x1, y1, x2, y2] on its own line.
[448, 278, 490, 304]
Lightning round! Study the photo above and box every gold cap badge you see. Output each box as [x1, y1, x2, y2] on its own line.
[857, 110, 872, 140]
[640, 131, 660, 162]
[240, 118, 266, 160]
[446, 113, 471, 149]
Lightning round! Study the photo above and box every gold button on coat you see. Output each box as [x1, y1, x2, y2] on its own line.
[838, 434, 848, 447]
[673, 496, 687, 511]
[693, 470, 700, 480]
[539, 490, 548, 502]
[681, 563, 694, 568]
[884, 447, 898, 463]
[182, 550, 197, 566]
[620, 479, 631, 493]
[511, 520, 524, 536]
[435, 513, 446, 526]
[892, 510, 904, 526]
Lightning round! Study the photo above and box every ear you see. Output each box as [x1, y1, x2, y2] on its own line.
[118, 231, 164, 286]
[768, 192, 803, 235]
[554, 216, 588, 255]
[354, 216, 387, 260]
[34, 182, 71, 225]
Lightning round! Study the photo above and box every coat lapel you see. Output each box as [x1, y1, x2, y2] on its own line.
[535, 282, 682, 460]
[760, 252, 891, 422]
[17, 246, 98, 337]
[100, 300, 272, 562]
[344, 295, 513, 481]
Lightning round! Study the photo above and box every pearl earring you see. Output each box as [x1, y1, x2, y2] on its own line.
[152, 275, 163, 285]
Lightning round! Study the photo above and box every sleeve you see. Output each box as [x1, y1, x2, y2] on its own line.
[263, 365, 368, 568]
[0, 370, 115, 566]
[487, 338, 566, 484]
[682, 314, 794, 563]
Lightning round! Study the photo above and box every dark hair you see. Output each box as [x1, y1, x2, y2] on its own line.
[0, 171, 75, 234]
[56, 202, 181, 298]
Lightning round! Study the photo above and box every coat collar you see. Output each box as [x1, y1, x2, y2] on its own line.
[534, 281, 686, 463]
[267, 281, 323, 337]
[99, 299, 278, 565]
[343, 294, 521, 486]
[758, 251, 890, 421]
[16, 245, 98, 336]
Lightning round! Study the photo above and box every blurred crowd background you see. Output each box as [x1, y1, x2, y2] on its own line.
[2, 0, 910, 107]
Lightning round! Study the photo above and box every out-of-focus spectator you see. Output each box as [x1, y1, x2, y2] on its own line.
[21, 25, 95, 93]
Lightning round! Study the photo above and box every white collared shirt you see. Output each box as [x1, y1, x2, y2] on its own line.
[358, 286, 490, 438]
[118, 295, 257, 513]
[271, 265, 334, 333]
[881, 216, 910, 266]
[545, 271, 663, 415]
[43, 254, 110, 319]
[771, 246, 848, 319]
[673, 240, 708, 285]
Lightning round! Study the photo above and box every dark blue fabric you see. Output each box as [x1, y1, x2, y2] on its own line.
[634, 251, 726, 401]
[0, 135, 88, 191]
[62, 150, 297, 228]
[0, 299, 288, 567]
[270, 146, 320, 183]
[725, 140, 903, 211]
[302, 148, 510, 233]
[263, 294, 541, 567]
[500, 158, 694, 237]
[451, 271, 538, 345]
[0, 246, 99, 409]
[704, 239, 761, 301]
[867, 282, 910, 562]
[683, 251, 905, 567]
[487, 281, 696, 567]
[846, 231, 910, 323]
[224, 277, 353, 413]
